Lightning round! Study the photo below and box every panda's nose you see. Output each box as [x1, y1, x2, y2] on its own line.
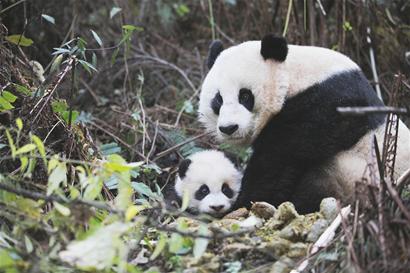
[210, 205, 224, 212]
[219, 124, 238, 135]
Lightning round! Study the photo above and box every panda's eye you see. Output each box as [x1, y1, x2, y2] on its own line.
[222, 183, 234, 199]
[195, 184, 210, 200]
[238, 88, 254, 112]
[211, 91, 223, 115]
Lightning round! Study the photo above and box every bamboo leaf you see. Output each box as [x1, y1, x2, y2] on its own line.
[150, 233, 167, 260]
[91, 30, 103, 47]
[0, 96, 14, 110]
[110, 7, 122, 19]
[53, 202, 71, 216]
[6, 34, 34, 47]
[41, 14, 55, 24]
[2, 91, 17, 103]
[15, 144, 36, 156]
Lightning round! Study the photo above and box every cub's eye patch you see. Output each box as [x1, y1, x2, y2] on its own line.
[195, 184, 210, 200]
[222, 183, 234, 199]
[238, 88, 254, 112]
[211, 91, 223, 115]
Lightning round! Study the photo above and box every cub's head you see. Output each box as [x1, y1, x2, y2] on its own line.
[199, 34, 289, 145]
[174, 150, 242, 217]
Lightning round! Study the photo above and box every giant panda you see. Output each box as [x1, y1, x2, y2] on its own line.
[174, 150, 242, 217]
[198, 34, 410, 214]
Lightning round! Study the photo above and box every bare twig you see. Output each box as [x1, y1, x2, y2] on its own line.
[0, 182, 121, 214]
[291, 206, 351, 273]
[367, 27, 382, 100]
[337, 106, 408, 116]
[30, 58, 75, 124]
[154, 132, 210, 161]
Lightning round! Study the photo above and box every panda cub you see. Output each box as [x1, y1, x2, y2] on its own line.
[174, 150, 242, 216]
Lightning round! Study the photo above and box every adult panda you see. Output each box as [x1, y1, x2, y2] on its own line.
[198, 34, 410, 213]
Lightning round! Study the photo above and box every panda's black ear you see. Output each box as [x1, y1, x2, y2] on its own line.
[260, 34, 288, 62]
[207, 40, 224, 69]
[178, 159, 192, 179]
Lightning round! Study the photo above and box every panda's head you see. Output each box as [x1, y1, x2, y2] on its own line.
[199, 34, 289, 145]
[174, 150, 242, 217]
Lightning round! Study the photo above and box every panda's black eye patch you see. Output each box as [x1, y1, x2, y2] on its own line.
[238, 88, 254, 112]
[195, 184, 210, 200]
[222, 183, 234, 199]
[211, 91, 223, 115]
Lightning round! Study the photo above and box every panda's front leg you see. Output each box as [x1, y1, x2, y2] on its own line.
[234, 159, 303, 210]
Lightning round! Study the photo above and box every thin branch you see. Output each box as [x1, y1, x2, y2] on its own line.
[0, 182, 121, 214]
[30, 58, 75, 124]
[337, 106, 408, 116]
[154, 132, 210, 161]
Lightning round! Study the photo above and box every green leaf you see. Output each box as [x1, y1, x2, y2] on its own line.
[0, 96, 14, 110]
[5, 130, 16, 157]
[51, 100, 68, 113]
[193, 225, 209, 259]
[0, 249, 20, 269]
[31, 135, 46, 161]
[52, 47, 70, 55]
[15, 144, 36, 155]
[47, 163, 67, 195]
[50, 54, 63, 73]
[20, 156, 28, 172]
[150, 233, 166, 260]
[42, 14, 55, 24]
[122, 25, 138, 31]
[100, 142, 121, 156]
[61, 110, 79, 124]
[110, 7, 122, 18]
[91, 30, 103, 47]
[92, 52, 97, 68]
[183, 100, 194, 114]
[13, 83, 32, 96]
[111, 47, 120, 66]
[180, 189, 190, 212]
[131, 182, 155, 198]
[2, 91, 17, 103]
[6, 34, 34, 47]
[83, 178, 103, 200]
[168, 233, 184, 254]
[78, 60, 97, 74]
[174, 4, 190, 17]
[53, 201, 71, 216]
[15, 118, 23, 131]
[24, 235, 34, 253]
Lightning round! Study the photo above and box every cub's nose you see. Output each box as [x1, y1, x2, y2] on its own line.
[210, 205, 224, 212]
[219, 124, 238, 135]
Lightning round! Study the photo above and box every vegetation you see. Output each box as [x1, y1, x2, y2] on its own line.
[0, 0, 410, 272]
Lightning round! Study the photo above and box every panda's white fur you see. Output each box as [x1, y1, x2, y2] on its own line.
[174, 150, 242, 216]
[199, 41, 359, 145]
[199, 36, 410, 212]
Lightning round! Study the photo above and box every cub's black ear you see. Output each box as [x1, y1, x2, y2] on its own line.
[178, 159, 192, 179]
[207, 40, 224, 69]
[260, 34, 288, 62]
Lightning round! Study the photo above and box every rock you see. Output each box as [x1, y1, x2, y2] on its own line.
[264, 218, 285, 230]
[240, 214, 264, 229]
[251, 202, 277, 219]
[320, 197, 338, 221]
[262, 237, 292, 257]
[307, 219, 329, 242]
[287, 242, 308, 258]
[278, 218, 305, 241]
[223, 207, 249, 219]
[270, 257, 293, 273]
[274, 202, 299, 223]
